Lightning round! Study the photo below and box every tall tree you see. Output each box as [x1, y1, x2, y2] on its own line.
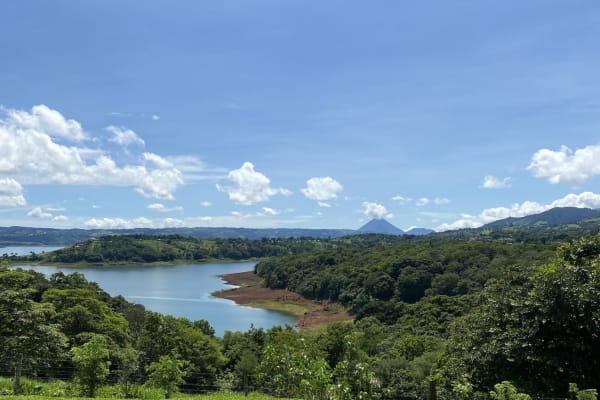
[0, 269, 66, 394]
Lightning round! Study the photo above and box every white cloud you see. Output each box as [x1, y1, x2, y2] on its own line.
[433, 197, 451, 205]
[200, 201, 212, 207]
[84, 217, 185, 229]
[481, 175, 512, 189]
[260, 207, 279, 216]
[45, 206, 65, 212]
[5, 104, 87, 141]
[362, 201, 392, 219]
[27, 207, 52, 219]
[216, 162, 290, 205]
[416, 197, 430, 206]
[301, 177, 343, 201]
[166, 156, 224, 182]
[551, 192, 600, 208]
[392, 195, 411, 204]
[151, 115, 160, 121]
[147, 203, 183, 213]
[0, 105, 184, 200]
[0, 178, 26, 207]
[318, 201, 332, 208]
[437, 191, 600, 231]
[528, 144, 600, 184]
[106, 125, 145, 147]
[53, 215, 68, 222]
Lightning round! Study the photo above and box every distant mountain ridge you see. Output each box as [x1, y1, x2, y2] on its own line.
[0, 226, 354, 246]
[357, 219, 405, 235]
[405, 227, 435, 236]
[482, 207, 600, 229]
[2, 207, 599, 246]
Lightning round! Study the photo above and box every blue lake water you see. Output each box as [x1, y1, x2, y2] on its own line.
[1, 245, 64, 256]
[14, 256, 296, 336]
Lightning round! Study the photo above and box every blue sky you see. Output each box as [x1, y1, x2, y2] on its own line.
[1, 1, 600, 231]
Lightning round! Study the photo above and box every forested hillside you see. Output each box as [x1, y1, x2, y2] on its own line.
[255, 234, 600, 396]
[256, 240, 554, 326]
[8, 233, 426, 264]
[2, 232, 600, 398]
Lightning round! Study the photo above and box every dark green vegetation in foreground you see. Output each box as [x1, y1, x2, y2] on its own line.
[2, 217, 600, 398]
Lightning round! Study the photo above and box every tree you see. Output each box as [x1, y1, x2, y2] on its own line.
[0, 270, 67, 394]
[71, 334, 111, 397]
[145, 355, 187, 398]
[258, 336, 331, 399]
[441, 235, 600, 394]
[138, 312, 224, 389]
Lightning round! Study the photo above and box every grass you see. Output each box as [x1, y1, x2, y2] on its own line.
[244, 299, 315, 317]
[0, 394, 295, 400]
[0, 377, 296, 400]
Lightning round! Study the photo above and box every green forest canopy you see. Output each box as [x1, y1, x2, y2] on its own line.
[2, 230, 600, 398]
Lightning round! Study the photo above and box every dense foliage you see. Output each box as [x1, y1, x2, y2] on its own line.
[256, 240, 554, 328]
[440, 235, 600, 394]
[2, 230, 600, 398]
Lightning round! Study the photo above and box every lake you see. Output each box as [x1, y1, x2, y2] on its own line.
[1, 245, 64, 256]
[12, 256, 296, 336]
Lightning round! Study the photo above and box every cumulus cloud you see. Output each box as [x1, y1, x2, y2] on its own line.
[216, 162, 291, 205]
[392, 195, 411, 204]
[481, 175, 512, 189]
[437, 191, 600, 231]
[301, 177, 343, 201]
[106, 125, 145, 147]
[362, 201, 392, 219]
[27, 207, 53, 218]
[259, 207, 279, 216]
[84, 217, 185, 229]
[53, 215, 68, 222]
[147, 203, 183, 213]
[200, 201, 212, 207]
[318, 202, 332, 208]
[0, 105, 184, 200]
[528, 144, 600, 184]
[416, 197, 430, 206]
[0, 178, 26, 207]
[5, 104, 87, 141]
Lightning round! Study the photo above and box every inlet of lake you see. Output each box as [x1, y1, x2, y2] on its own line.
[5, 247, 296, 336]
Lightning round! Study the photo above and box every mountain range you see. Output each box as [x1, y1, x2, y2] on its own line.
[482, 207, 600, 228]
[0, 207, 598, 246]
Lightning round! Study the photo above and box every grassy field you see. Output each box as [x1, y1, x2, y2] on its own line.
[244, 299, 315, 317]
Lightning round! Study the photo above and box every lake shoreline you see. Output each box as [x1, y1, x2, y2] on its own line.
[213, 271, 353, 330]
[9, 257, 258, 268]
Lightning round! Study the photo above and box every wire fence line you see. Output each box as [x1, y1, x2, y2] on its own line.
[0, 365, 268, 396]
[0, 365, 580, 400]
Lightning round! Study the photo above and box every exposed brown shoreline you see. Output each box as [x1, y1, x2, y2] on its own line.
[213, 271, 352, 328]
